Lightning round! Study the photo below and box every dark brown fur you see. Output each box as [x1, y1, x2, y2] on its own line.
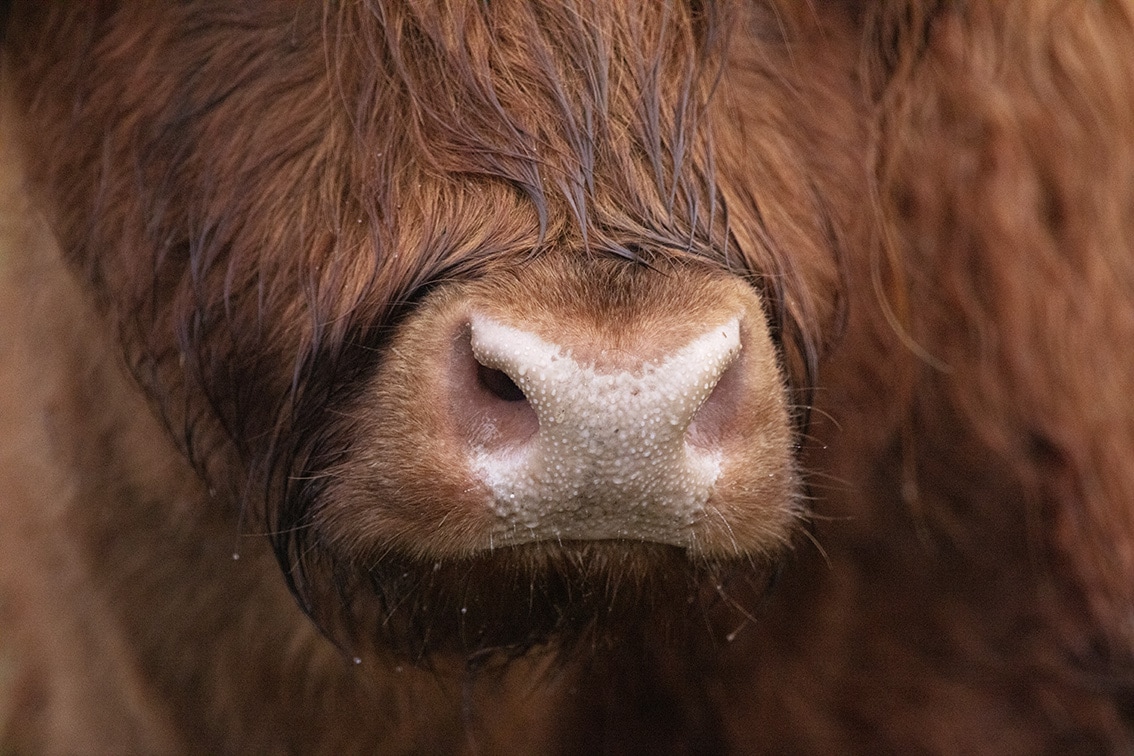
[1, 0, 1132, 752]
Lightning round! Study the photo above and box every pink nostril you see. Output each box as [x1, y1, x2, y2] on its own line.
[477, 363, 526, 403]
[450, 325, 539, 450]
[686, 351, 744, 449]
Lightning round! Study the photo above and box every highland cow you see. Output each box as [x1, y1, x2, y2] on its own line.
[1, 0, 1133, 753]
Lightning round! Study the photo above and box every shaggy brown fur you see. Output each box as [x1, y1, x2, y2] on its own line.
[1, 0, 1132, 752]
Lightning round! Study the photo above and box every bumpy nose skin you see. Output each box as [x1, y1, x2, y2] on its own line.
[467, 315, 743, 545]
[325, 260, 798, 562]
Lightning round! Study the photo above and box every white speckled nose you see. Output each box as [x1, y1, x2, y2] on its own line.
[467, 314, 742, 544]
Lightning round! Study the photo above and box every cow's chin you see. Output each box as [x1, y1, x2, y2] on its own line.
[310, 540, 781, 664]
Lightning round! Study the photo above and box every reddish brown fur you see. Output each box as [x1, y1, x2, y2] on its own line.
[1, 0, 1133, 752]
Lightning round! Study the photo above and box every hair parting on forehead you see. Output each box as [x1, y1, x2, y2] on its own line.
[330, 0, 721, 241]
[320, 0, 833, 341]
